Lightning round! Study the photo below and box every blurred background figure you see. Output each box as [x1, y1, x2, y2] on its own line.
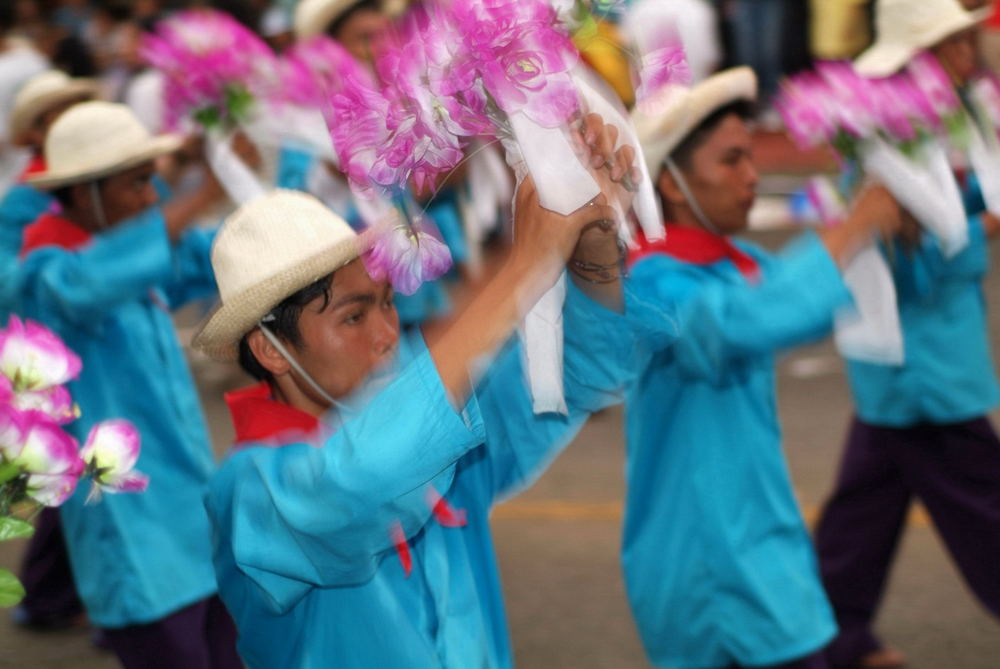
[622, 0, 722, 84]
[809, 0, 874, 60]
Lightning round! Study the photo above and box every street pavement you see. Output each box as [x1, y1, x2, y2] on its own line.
[1, 135, 998, 667]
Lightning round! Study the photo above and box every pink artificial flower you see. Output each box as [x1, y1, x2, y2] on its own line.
[0, 374, 11, 404]
[281, 36, 364, 108]
[326, 72, 392, 196]
[141, 9, 276, 130]
[450, 0, 580, 128]
[0, 315, 81, 393]
[776, 75, 835, 148]
[12, 385, 79, 425]
[971, 73, 1000, 130]
[634, 36, 691, 106]
[81, 420, 148, 501]
[0, 405, 25, 459]
[361, 212, 453, 296]
[815, 61, 876, 138]
[907, 51, 961, 119]
[868, 76, 919, 143]
[11, 415, 85, 507]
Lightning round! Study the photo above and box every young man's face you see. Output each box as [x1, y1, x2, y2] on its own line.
[933, 29, 978, 85]
[664, 113, 758, 234]
[95, 161, 160, 226]
[332, 7, 389, 63]
[289, 259, 400, 403]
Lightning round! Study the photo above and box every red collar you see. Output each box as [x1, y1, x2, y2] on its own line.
[628, 224, 760, 282]
[225, 382, 320, 447]
[20, 155, 46, 181]
[20, 213, 92, 257]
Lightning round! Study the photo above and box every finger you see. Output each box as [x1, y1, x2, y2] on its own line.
[612, 144, 635, 182]
[567, 202, 617, 233]
[591, 122, 619, 170]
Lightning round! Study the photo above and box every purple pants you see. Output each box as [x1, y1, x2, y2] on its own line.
[102, 595, 242, 669]
[17, 507, 83, 626]
[815, 416, 1000, 666]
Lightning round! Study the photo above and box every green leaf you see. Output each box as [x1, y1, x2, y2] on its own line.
[0, 517, 34, 541]
[0, 569, 25, 607]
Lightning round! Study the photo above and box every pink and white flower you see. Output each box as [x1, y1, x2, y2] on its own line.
[11, 385, 79, 425]
[81, 420, 148, 500]
[10, 415, 85, 507]
[634, 35, 691, 107]
[361, 212, 453, 296]
[0, 316, 81, 393]
[906, 51, 961, 119]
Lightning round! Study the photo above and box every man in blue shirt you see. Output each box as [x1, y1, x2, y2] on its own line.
[194, 115, 651, 667]
[623, 67, 904, 669]
[816, 2, 1000, 666]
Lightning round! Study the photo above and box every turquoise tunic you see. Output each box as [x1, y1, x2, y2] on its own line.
[206, 283, 648, 668]
[846, 207, 1000, 427]
[624, 234, 847, 668]
[11, 210, 220, 628]
[0, 183, 52, 264]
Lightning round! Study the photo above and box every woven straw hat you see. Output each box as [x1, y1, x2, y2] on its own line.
[855, 0, 988, 77]
[26, 101, 182, 189]
[10, 70, 98, 146]
[294, 0, 357, 39]
[631, 67, 757, 178]
[193, 190, 360, 361]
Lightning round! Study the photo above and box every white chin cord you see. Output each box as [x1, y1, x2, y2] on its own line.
[90, 181, 109, 230]
[664, 158, 721, 235]
[258, 319, 349, 413]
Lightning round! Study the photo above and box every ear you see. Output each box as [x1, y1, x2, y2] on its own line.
[657, 168, 686, 207]
[246, 329, 292, 378]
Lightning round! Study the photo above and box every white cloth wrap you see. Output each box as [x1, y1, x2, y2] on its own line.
[205, 129, 268, 205]
[834, 242, 904, 365]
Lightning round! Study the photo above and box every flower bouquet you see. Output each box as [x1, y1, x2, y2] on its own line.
[140, 8, 277, 204]
[778, 55, 968, 257]
[0, 316, 147, 606]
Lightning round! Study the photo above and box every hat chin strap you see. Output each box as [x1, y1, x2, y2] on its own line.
[89, 181, 109, 230]
[664, 158, 721, 235]
[257, 320, 348, 412]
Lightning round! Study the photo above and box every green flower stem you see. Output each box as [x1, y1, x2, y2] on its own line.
[0, 463, 21, 486]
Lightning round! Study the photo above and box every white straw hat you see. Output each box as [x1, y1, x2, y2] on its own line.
[631, 67, 757, 178]
[26, 101, 182, 189]
[10, 70, 98, 146]
[854, 0, 989, 78]
[193, 189, 361, 361]
[294, 0, 358, 39]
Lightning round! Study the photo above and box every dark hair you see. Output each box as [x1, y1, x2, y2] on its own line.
[50, 177, 106, 210]
[669, 100, 756, 171]
[52, 36, 98, 77]
[326, 0, 380, 39]
[0, 0, 13, 32]
[237, 272, 335, 383]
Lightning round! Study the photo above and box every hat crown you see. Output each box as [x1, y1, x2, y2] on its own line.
[875, 0, 974, 47]
[13, 70, 73, 110]
[211, 190, 358, 302]
[43, 101, 154, 179]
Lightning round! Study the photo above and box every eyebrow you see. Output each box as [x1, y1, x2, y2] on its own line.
[327, 293, 377, 311]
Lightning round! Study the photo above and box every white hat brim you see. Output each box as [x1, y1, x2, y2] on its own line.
[634, 67, 758, 178]
[193, 238, 361, 361]
[10, 79, 98, 146]
[855, 10, 985, 77]
[26, 134, 183, 189]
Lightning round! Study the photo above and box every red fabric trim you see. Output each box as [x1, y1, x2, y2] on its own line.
[628, 224, 761, 282]
[225, 382, 320, 444]
[428, 487, 468, 528]
[20, 155, 46, 180]
[20, 213, 92, 256]
[391, 522, 413, 577]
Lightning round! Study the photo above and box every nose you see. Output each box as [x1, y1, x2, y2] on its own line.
[743, 157, 759, 190]
[142, 181, 159, 208]
[371, 306, 399, 358]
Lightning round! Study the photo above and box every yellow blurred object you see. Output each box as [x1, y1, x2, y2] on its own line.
[574, 19, 635, 107]
[810, 0, 873, 60]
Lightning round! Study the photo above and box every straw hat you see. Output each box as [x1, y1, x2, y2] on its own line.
[854, 0, 989, 77]
[26, 101, 182, 189]
[9, 70, 98, 146]
[193, 190, 360, 361]
[631, 67, 757, 178]
[294, 0, 358, 39]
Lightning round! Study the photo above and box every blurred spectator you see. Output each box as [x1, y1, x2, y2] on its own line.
[974, 1, 1000, 74]
[810, 1, 874, 60]
[724, 0, 787, 104]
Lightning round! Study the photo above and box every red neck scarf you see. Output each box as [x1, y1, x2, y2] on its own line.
[20, 155, 47, 181]
[628, 224, 761, 282]
[225, 382, 467, 577]
[20, 212, 92, 257]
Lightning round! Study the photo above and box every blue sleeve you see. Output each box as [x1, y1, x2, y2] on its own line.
[16, 209, 176, 327]
[161, 226, 218, 309]
[0, 184, 53, 264]
[889, 214, 987, 300]
[963, 173, 986, 216]
[632, 233, 851, 381]
[207, 350, 486, 614]
[473, 281, 661, 500]
[275, 146, 315, 192]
